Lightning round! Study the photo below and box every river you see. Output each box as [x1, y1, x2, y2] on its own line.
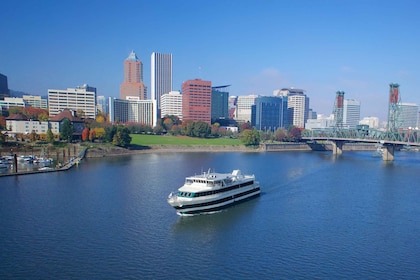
[1, 151, 419, 279]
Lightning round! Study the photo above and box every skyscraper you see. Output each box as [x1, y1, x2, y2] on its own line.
[0, 73, 10, 99]
[120, 51, 147, 100]
[399, 102, 419, 129]
[343, 99, 361, 129]
[151, 52, 172, 117]
[251, 96, 289, 131]
[182, 79, 212, 124]
[211, 85, 230, 122]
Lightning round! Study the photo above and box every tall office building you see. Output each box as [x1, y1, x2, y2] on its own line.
[0, 73, 10, 99]
[228, 96, 237, 119]
[182, 79, 212, 124]
[161, 91, 182, 119]
[120, 51, 147, 100]
[96, 95, 108, 115]
[251, 96, 289, 131]
[343, 99, 361, 129]
[276, 88, 309, 128]
[399, 102, 419, 129]
[48, 84, 97, 119]
[211, 85, 229, 122]
[236, 95, 258, 123]
[151, 52, 172, 116]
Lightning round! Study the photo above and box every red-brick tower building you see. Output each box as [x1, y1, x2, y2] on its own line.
[182, 79, 212, 124]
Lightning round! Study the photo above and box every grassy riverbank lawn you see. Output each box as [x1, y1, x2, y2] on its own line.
[130, 134, 242, 146]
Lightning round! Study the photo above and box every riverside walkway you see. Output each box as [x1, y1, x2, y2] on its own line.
[0, 148, 87, 177]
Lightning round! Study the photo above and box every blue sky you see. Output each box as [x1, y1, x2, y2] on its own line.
[1, 0, 420, 121]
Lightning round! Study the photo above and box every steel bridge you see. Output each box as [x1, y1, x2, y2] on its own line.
[301, 127, 420, 161]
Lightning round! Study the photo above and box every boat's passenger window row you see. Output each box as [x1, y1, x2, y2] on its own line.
[194, 180, 254, 197]
[178, 192, 196, 198]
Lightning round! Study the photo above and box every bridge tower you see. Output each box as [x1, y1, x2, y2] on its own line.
[333, 91, 345, 129]
[387, 83, 401, 132]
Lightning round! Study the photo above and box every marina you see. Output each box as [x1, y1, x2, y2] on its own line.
[0, 148, 86, 177]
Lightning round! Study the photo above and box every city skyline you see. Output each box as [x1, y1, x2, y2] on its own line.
[1, 0, 420, 122]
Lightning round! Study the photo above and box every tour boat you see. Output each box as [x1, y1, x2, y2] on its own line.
[168, 169, 260, 216]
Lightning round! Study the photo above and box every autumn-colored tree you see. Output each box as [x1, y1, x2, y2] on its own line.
[89, 129, 96, 141]
[82, 127, 90, 141]
[240, 121, 252, 132]
[288, 126, 302, 142]
[38, 113, 49, 122]
[93, 127, 106, 140]
[29, 130, 40, 142]
[0, 116, 6, 129]
[96, 114, 105, 123]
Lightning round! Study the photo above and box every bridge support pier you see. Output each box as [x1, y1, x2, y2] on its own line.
[382, 145, 395, 161]
[331, 140, 344, 155]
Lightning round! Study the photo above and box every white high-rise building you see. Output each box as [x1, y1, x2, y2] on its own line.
[48, 84, 97, 119]
[109, 97, 155, 126]
[343, 99, 361, 129]
[399, 102, 419, 129]
[151, 52, 172, 125]
[235, 95, 258, 123]
[288, 92, 309, 128]
[161, 91, 182, 119]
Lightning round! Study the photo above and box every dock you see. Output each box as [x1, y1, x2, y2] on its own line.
[0, 148, 87, 177]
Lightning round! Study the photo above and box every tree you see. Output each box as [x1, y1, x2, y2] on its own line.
[274, 128, 287, 142]
[192, 121, 211, 138]
[0, 132, 5, 144]
[93, 127, 105, 140]
[46, 128, 55, 143]
[288, 126, 302, 142]
[181, 120, 194, 136]
[240, 129, 261, 146]
[153, 125, 164, 135]
[89, 129, 96, 141]
[240, 121, 252, 132]
[60, 119, 74, 142]
[29, 130, 39, 142]
[0, 116, 6, 130]
[82, 127, 90, 141]
[105, 125, 117, 143]
[163, 118, 174, 131]
[38, 113, 49, 122]
[112, 126, 132, 147]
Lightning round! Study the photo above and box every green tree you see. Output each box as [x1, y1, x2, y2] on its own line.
[112, 126, 132, 147]
[181, 120, 194, 136]
[105, 125, 117, 143]
[0, 132, 5, 144]
[192, 121, 211, 138]
[46, 128, 54, 143]
[60, 119, 74, 142]
[240, 129, 261, 146]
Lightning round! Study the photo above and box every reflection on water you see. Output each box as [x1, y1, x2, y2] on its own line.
[1, 151, 420, 279]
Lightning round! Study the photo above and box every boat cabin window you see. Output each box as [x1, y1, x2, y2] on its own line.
[185, 179, 193, 185]
[177, 191, 195, 198]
